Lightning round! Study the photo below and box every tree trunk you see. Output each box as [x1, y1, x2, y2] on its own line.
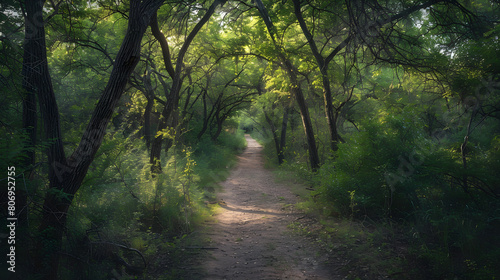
[254, 0, 320, 171]
[292, 0, 341, 152]
[197, 89, 210, 140]
[24, 1, 165, 278]
[211, 115, 227, 141]
[142, 71, 155, 149]
[21, 1, 65, 277]
[322, 76, 342, 152]
[20, 2, 39, 223]
[150, 0, 226, 173]
[283, 60, 320, 170]
[20, 31, 37, 273]
[21, 78, 37, 174]
[278, 105, 290, 164]
[264, 110, 282, 164]
[144, 96, 154, 149]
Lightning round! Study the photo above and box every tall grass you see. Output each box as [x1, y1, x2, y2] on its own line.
[58, 129, 247, 279]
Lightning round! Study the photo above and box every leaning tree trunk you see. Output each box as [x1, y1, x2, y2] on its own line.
[22, 1, 68, 275]
[254, 0, 320, 171]
[282, 59, 320, 170]
[292, 0, 342, 152]
[23, 1, 165, 279]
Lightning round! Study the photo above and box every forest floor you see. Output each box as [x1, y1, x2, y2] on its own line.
[192, 135, 344, 279]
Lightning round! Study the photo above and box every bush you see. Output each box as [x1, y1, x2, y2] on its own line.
[312, 109, 500, 278]
[316, 110, 429, 218]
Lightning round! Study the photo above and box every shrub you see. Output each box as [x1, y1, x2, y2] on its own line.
[316, 110, 429, 218]
[313, 109, 500, 277]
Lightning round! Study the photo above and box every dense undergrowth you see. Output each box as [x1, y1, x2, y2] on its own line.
[252, 109, 500, 279]
[52, 130, 246, 279]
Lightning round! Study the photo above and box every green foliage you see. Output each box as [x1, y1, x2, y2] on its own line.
[193, 129, 246, 186]
[0, 130, 28, 170]
[316, 108, 428, 218]
[59, 128, 246, 279]
[307, 106, 500, 278]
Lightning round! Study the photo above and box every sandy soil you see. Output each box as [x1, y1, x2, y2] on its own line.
[200, 135, 341, 280]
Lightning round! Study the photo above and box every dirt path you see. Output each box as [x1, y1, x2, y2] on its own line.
[200, 135, 340, 280]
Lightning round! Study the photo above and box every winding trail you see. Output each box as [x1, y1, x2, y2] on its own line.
[201, 135, 339, 280]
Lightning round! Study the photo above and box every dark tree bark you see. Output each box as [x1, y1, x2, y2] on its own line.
[141, 68, 161, 150]
[284, 60, 320, 170]
[278, 104, 291, 165]
[143, 91, 154, 149]
[20, 0, 39, 222]
[19, 13, 38, 271]
[263, 110, 281, 163]
[254, 0, 320, 171]
[21, 80, 37, 172]
[197, 87, 218, 140]
[22, 1, 165, 279]
[292, 0, 342, 152]
[130, 69, 162, 150]
[197, 75, 214, 140]
[211, 114, 227, 141]
[151, 12, 175, 79]
[21, 2, 63, 278]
